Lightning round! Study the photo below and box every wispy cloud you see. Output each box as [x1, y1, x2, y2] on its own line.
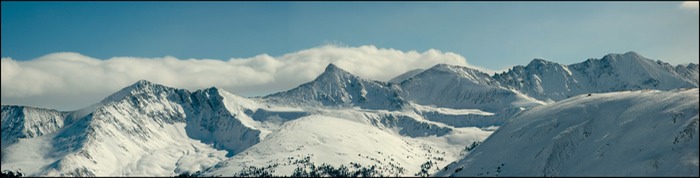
[1, 45, 491, 110]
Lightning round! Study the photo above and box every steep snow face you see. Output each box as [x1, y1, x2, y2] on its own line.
[184, 87, 266, 156]
[497, 52, 699, 102]
[437, 88, 699, 177]
[1, 106, 68, 149]
[264, 64, 407, 110]
[200, 109, 492, 177]
[22, 80, 204, 176]
[399, 64, 545, 112]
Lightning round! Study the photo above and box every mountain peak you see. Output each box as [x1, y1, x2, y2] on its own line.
[602, 51, 647, 63]
[131, 79, 155, 88]
[121, 79, 166, 93]
[432, 63, 452, 68]
[317, 63, 355, 80]
[429, 63, 467, 72]
[264, 63, 407, 110]
[325, 63, 339, 70]
[527, 58, 555, 67]
[322, 63, 349, 74]
[623, 51, 642, 58]
[423, 64, 456, 75]
[426, 63, 488, 77]
[533, 58, 550, 62]
[101, 80, 176, 104]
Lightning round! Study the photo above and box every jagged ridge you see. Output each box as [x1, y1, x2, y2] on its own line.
[493, 51, 699, 101]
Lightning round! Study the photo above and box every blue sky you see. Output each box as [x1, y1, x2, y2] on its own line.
[2, 1, 698, 71]
[1, 1, 699, 110]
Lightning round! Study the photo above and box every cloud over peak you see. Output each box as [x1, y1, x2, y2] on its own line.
[1, 45, 485, 110]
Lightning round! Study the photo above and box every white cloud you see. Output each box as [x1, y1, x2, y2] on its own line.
[681, 1, 699, 13]
[1, 45, 492, 111]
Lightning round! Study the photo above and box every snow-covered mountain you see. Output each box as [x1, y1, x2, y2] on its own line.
[1, 52, 697, 177]
[437, 88, 699, 177]
[0, 80, 265, 176]
[264, 64, 407, 111]
[398, 64, 545, 112]
[1, 78, 494, 176]
[494, 51, 699, 102]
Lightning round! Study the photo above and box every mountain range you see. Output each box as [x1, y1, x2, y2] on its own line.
[1, 52, 698, 176]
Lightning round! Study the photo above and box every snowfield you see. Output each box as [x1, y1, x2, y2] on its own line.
[202, 113, 491, 176]
[436, 88, 699, 177]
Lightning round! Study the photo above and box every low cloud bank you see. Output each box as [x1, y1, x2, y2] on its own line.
[1, 45, 493, 110]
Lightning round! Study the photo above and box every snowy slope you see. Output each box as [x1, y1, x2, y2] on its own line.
[494, 52, 699, 102]
[437, 88, 699, 177]
[200, 109, 493, 177]
[399, 64, 545, 112]
[264, 63, 407, 110]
